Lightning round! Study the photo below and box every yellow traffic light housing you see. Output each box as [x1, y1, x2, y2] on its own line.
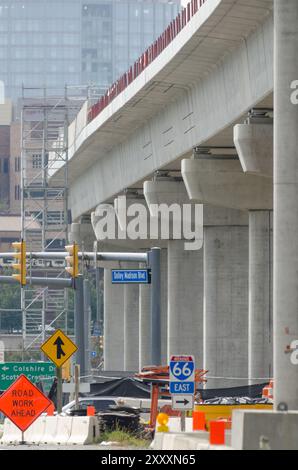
[65, 243, 79, 278]
[12, 240, 26, 286]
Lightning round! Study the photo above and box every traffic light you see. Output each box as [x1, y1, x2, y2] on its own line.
[12, 240, 26, 286]
[65, 243, 79, 278]
[99, 336, 104, 350]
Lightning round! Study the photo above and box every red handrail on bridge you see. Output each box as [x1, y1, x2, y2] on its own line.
[87, 0, 207, 123]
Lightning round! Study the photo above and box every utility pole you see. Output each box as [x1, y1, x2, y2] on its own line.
[83, 278, 91, 379]
[149, 247, 161, 366]
[74, 275, 85, 378]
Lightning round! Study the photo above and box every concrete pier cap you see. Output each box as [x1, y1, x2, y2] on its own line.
[143, 179, 203, 250]
[144, 180, 191, 209]
[234, 122, 273, 177]
[91, 201, 167, 250]
[114, 194, 157, 240]
[182, 157, 273, 210]
[69, 218, 96, 250]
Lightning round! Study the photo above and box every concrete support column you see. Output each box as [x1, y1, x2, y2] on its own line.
[249, 211, 273, 384]
[274, 0, 298, 409]
[160, 249, 168, 365]
[124, 279, 139, 371]
[167, 240, 203, 368]
[139, 248, 167, 368]
[103, 269, 124, 371]
[204, 225, 249, 388]
[139, 281, 151, 368]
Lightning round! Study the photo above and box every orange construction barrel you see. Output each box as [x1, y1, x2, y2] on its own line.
[209, 420, 225, 446]
[87, 405, 96, 416]
[193, 411, 206, 431]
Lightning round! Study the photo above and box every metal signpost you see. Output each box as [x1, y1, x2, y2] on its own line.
[170, 355, 195, 431]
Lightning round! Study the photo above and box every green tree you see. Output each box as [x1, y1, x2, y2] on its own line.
[0, 268, 21, 332]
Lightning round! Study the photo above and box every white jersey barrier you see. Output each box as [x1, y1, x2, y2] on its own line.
[0, 419, 22, 444]
[40, 416, 59, 444]
[68, 416, 99, 445]
[24, 415, 47, 444]
[1, 416, 99, 446]
[52, 416, 73, 444]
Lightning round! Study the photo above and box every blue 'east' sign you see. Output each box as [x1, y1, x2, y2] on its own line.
[111, 269, 151, 284]
[170, 381, 195, 394]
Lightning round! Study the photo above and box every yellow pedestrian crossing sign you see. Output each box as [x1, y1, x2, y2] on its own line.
[41, 329, 77, 368]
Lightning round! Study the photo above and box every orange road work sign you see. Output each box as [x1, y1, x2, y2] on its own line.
[0, 374, 52, 432]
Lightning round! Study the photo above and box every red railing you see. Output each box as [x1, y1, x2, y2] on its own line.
[88, 0, 207, 123]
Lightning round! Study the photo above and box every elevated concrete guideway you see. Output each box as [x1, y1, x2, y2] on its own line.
[51, 0, 273, 221]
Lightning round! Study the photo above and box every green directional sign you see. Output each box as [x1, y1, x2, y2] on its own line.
[0, 362, 56, 392]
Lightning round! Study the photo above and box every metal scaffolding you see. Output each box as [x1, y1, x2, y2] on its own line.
[20, 85, 94, 354]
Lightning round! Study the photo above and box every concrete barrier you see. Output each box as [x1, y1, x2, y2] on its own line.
[1, 416, 100, 446]
[1, 419, 22, 444]
[67, 416, 99, 445]
[232, 409, 298, 450]
[40, 416, 59, 444]
[24, 416, 47, 444]
[51, 416, 73, 445]
[153, 432, 232, 451]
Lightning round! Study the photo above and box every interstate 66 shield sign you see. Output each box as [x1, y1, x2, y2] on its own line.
[169, 355, 195, 395]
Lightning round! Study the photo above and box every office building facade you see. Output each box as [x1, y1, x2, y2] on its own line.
[0, 0, 181, 102]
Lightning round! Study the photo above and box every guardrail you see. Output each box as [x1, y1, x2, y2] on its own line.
[88, 0, 207, 123]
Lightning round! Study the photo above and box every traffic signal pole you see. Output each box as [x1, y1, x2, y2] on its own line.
[83, 278, 91, 378]
[74, 275, 86, 378]
[0, 276, 73, 288]
[0, 247, 161, 367]
[149, 248, 161, 366]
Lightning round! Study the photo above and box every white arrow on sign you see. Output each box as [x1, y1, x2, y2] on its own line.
[172, 394, 194, 411]
[1, 366, 9, 371]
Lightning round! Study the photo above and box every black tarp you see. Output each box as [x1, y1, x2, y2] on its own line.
[84, 377, 267, 400]
[87, 377, 151, 398]
[199, 383, 268, 400]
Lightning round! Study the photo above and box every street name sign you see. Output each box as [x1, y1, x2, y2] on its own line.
[0, 362, 55, 391]
[111, 269, 151, 284]
[170, 355, 195, 395]
[0, 374, 52, 432]
[41, 329, 77, 368]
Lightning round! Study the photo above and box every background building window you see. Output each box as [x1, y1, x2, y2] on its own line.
[15, 185, 21, 200]
[32, 154, 42, 169]
[15, 157, 21, 172]
[3, 158, 9, 174]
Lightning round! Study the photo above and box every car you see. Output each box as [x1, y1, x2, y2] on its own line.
[62, 397, 118, 415]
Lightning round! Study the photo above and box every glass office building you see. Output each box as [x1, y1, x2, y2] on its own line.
[0, 0, 181, 102]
